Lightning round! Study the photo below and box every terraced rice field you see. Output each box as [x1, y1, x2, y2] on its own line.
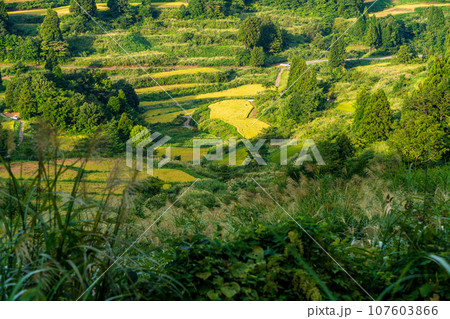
[0, 159, 198, 188]
[144, 107, 197, 123]
[208, 99, 270, 139]
[7, 2, 187, 16]
[155, 147, 209, 162]
[136, 84, 197, 94]
[373, 2, 450, 17]
[148, 67, 219, 79]
[140, 84, 267, 107]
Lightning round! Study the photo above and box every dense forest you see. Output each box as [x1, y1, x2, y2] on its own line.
[0, 0, 448, 302]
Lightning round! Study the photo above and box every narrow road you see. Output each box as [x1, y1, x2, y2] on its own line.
[183, 115, 193, 129]
[274, 68, 285, 88]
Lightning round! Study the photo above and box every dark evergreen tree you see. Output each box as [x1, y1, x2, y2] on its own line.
[366, 21, 381, 50]
[281, 90, 321, 124]
[118, 112, 134, 141]
[25, 38, 40, 62]
[394, 45, 416, 64]
[238, 16, 261, 49]
[353, 88, 369, 131]
[328, 35, 346, 69]
[351, 13, 367, 41]
[18, 82, 38, 120]
[258, 17, 283, 54]
[390, 111, 446, 163]
[107, 0, 130, 16]
[380, 15, 403, 53]
[444, 29, 450, 58]
[426, 6, 447, 53]
[354, 89, 392, 143]
[0, 71, 2, 90]
[70, 0, 97, 17]
[0, 0, 8, 34]
[40, 9, 63, 42]
[287, 57, 318, 94]
[45, 48, 58, 71]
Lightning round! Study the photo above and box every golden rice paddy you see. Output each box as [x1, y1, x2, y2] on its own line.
[140, 84, 267, 107]
[208, 99, 269, 139]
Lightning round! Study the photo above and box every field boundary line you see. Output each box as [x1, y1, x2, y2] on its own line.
[252, 1, 381, 126]
[251, 177, 376, 301]
[71, 0, 199, 125]
[76, 178, 200, 301]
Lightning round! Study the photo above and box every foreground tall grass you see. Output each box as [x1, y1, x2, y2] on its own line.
[0, 127, 448, 300]
[0, 125, 175, 300]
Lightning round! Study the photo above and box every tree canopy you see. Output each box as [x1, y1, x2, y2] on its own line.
[353, 89, 392, 144]
[70, 0, 98, 17]
[40, 9, 63, 42]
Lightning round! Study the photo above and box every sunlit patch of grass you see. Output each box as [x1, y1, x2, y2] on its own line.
[208, 99, 269, 139]
[336, 101, 355, 113]
[58, 135, 85, 152]
[141, 84, 267, 107]
[0, 119, 15, 131]
[150, 67, 219, 79]
[144, 107, 197, 124]
[136, 83, 197, 94]
[155, 147, 209, 162]
[374, 3, 450, 17]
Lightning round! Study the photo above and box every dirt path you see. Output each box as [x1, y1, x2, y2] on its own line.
[274, 68, 285, 88]
[183, 116, 193, 129]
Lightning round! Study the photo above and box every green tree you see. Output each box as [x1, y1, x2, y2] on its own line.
[250, 46, 265, 67]
[445, 30, 450, 57]
[390, 111, 447, 163]
[394, 45, 416, 64]
[25, 38, 40, 62]
[426, 6, 447, 53]
[405, 56, 450, 124]
[0, 71, 2, 90]
[107, 0, 130, 16]
[130, 125, 151, 145]
[353, 88, 369, 130]
[70, 0, 97, 17]
[0, 121, 7, 157]
[328, 35, 346, 69]
[354, 89, 392, 143]
[366, 21, 381, 50]
[45, 48, 58, 71]
[352, 13, 367, 41]
[238, 16, 261, 49]
[287, 57, 318, 94]
[118, 112, 133, 141]
[17, 82, 38, 120]
[0, 0, 8, 34]
[40, 9, 63, 42]
[77, 102, 103, 133]
[258, 17, 283, 54]
[281, 90, 321, 124]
